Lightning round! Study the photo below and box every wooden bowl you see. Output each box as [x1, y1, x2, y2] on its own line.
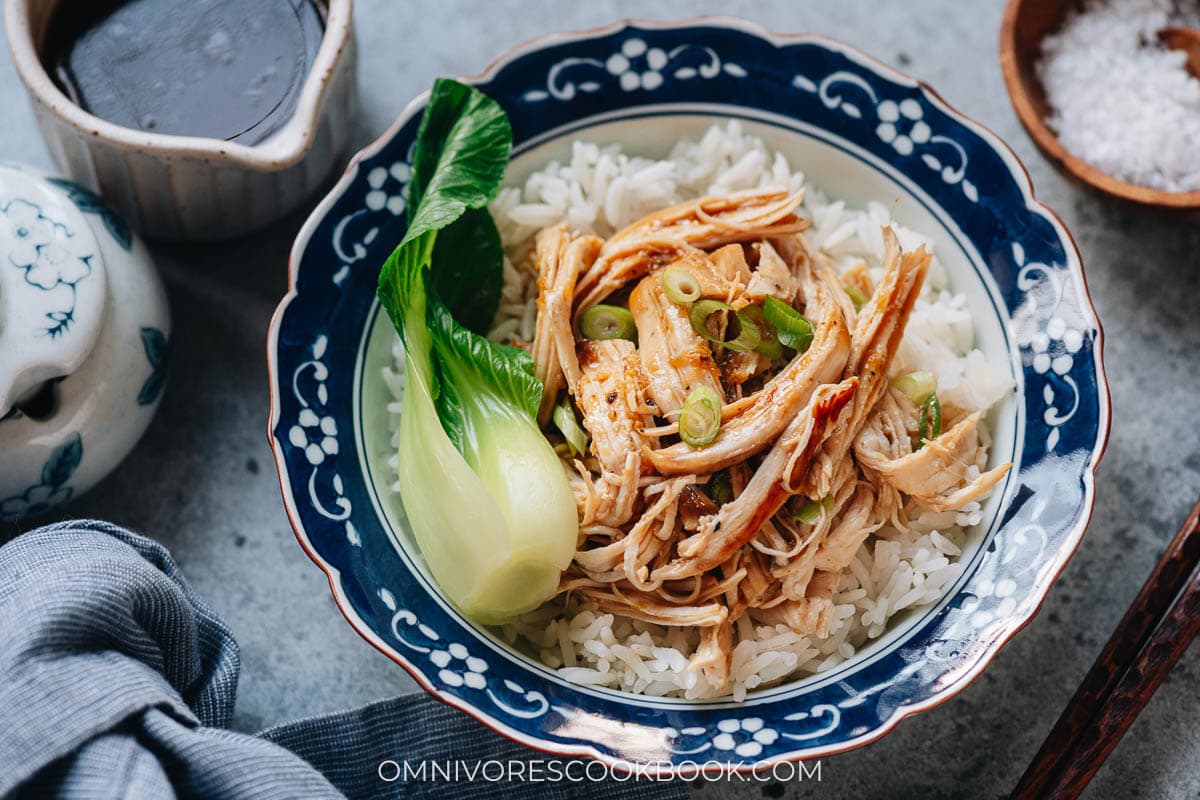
[1000, 0, 1200, 214]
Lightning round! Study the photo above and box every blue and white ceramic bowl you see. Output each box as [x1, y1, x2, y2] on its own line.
[268, 19, 1108, 770]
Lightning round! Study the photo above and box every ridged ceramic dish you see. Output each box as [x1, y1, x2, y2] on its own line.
[268, 19, 1108, 771]
[4, 0, 357, 241]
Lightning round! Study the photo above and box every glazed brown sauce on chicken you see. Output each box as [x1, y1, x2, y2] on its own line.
[43, 0, 326, 144]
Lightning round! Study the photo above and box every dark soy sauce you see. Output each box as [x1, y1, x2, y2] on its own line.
[43, 0, 326, 144]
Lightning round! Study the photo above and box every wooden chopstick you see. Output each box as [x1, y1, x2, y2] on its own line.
[1012, 498, 1200, 800]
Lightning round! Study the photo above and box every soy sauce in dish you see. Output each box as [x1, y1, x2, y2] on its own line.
[43, 0, 326, 145]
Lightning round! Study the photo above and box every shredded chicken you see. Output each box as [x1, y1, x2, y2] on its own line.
[574, 340, 650, 527]
[644, 243, 852, 476]
[691, 619, 733, 689]
[721, 350, 771, 394]
[668, 247, 748, 304]
[578, 584, 729, 628]
[703, 245, 754, 302]
[751, 570, 840, 638]
[573, 188, 809, 315]
[629, 274, 724, 416]
[532, 226, 602, 422]
[803, 228, 931, 499]
[744, 241, 798, 303]
[519, 204, 1012, 684]
[812, 483, 879, 572]
[855, 390, 1012, 511]
[651, 379, 858, 582]
[841, 259, 874, 299]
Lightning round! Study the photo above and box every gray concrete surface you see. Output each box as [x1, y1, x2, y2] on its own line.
[3, 1, 1199, 798]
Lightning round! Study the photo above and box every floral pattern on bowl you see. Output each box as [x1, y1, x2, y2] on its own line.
[268, 20, 1108, 770]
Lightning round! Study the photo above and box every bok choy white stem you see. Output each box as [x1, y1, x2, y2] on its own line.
[376, 79, 578, 624]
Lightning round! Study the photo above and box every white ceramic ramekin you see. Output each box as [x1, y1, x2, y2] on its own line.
[4, 0, 357, 241]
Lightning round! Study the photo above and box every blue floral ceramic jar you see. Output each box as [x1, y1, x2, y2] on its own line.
[0, 163, 169, 522]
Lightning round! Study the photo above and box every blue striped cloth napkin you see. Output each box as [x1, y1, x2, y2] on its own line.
[0, 520, 686, 799]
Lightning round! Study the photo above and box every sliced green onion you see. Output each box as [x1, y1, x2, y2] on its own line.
[792, 495, 835, 524]
[918, 392, 942, 448]
[689, 299, 732, 338]
[727, 309, 763, 353]
[738, 304, 783, 360]
[660, 267, 702, 304]
[891, 370, 937, 406]
[846, 285, 869, 312]
[762, 296, 814, 353]
[552, 398, 589, 458]
[738, 303, 767, 326]
[755, 333, 783, 361]
[708, 471, 733, 506]
[581, 304, 636, 341]
[793, 499, 823, 525]
[679, 386, 723, 447]
[689, 300, 762, 353]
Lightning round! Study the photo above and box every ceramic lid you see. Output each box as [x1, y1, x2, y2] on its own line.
[0, 164, 106, 416]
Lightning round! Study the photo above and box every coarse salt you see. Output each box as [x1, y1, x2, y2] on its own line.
[1038, 0, 1200, 192]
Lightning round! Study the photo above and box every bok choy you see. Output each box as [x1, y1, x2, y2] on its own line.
[376, 79, 577, 624]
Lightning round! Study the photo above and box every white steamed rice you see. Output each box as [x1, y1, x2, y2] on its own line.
[382, 121, 1012, 701]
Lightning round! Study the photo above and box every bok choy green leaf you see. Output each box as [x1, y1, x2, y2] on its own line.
[376, 79, 577, 624]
